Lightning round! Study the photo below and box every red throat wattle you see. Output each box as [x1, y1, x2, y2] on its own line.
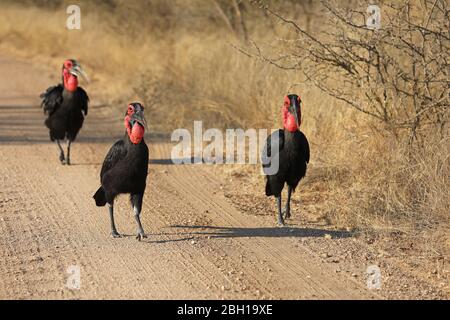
[282, 106, 301, 133]
[125, 116, 145, 144]
[281, 96, 302, 132]
[63, 69, 78, 92]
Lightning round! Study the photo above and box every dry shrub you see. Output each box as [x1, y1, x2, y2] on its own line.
[322, 129, 449, 234]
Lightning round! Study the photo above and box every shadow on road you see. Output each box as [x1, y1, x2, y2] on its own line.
[170, 225, 352, 239]
[149, 157, 202, 165]
[146, 236, 196, 244]
[0, 103, 174, 146]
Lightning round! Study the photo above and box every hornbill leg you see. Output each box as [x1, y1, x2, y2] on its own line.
[284, 185, 292, 219]
[56, 140, 65, 164]
[276, 195, 284, 227]
[132, 194, 146, 241]
[108, 202, 121, 238]
[66, 140, 72, 165]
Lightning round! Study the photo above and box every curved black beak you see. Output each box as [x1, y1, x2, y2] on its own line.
[70, 61, 89, 83]
[289, 98, 300, 127]
[292, 106, 300, 128]
[131, 110, 148, 129]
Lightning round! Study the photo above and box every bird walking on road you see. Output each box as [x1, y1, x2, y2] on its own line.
[262, 94, 310, 226]
[93, 103, 149, 241]
[40, 59, 89, 165]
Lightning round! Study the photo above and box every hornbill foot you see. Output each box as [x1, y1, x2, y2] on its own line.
[59, 154, 65, 164]
[277, 217, 285, 227]
[282, 208, 291, 219]
[136, 231, 147, 241]
[65, 158, 71, 166]
[110, 230, 121, 238]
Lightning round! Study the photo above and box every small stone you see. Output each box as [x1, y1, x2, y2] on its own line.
[321, 253, 331, 258]
[324, 234, 332, 239]
[190, 240, 196, 245]
[255, 290, 261, 296]
[351, 273, 358, 277]
[221, 285, 226, 291]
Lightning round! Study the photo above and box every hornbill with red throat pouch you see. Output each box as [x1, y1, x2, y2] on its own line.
[40, 59, 89, 165]
[93, 103, 149, 241]
[262, 94, 310, 226]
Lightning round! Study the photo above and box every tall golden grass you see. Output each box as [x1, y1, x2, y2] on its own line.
[0, 1, 448, 255]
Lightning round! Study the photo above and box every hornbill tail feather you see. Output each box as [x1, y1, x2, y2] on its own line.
[93, 187, 107, 207]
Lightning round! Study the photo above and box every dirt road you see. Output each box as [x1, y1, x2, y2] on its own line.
[0, 55, 379, 299]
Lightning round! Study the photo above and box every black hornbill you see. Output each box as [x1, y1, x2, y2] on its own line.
[40, 59, 89, 165]
[262, 94, 310, 226]
[93, 103, 149, 240]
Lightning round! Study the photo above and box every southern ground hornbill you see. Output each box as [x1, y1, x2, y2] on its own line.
[262, 94, 310, 226]
[93, 103, 149, 240]
[40, 59, 89, 165]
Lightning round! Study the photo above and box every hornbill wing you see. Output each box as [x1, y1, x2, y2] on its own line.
[298, 131, 310, 164]
[261, 129, 284, 175]
[40, 84, 63, 115]
[100, 140, 127, 178]
[76, 86, 89, 116]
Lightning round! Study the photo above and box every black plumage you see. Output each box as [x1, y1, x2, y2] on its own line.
[93, 103, 149, 240]
[41, 85, 88, 140]
[262, 94, 310, 225]
[40, 60, 89, 165]
[94, 138, 149, 206]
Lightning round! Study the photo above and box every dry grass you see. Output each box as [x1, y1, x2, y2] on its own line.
[0, 1, 448, 258]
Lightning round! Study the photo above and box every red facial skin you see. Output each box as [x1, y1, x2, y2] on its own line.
[63, 60, 78, 92]
[124, 105, 145, 144]
[282, 96, 302, 132]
